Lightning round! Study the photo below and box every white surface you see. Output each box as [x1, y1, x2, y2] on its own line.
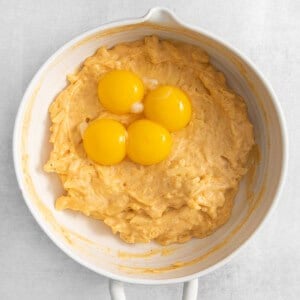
[0, 0, 299, 299]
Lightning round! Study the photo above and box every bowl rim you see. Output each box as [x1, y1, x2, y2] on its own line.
[13, 7, 288, 285]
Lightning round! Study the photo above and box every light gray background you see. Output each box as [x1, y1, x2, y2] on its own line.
[0, 0, 299, 299]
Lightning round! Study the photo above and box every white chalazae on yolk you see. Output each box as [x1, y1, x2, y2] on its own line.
[98, 70, 144, 114]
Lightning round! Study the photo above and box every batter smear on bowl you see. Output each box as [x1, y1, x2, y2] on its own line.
[44, 36, 255, 245]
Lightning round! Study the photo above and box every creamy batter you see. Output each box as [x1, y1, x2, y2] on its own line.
[44, 36, 255, 245]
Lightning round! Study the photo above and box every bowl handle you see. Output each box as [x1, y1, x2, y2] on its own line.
[109, 280, 126, 300]
[109, 279, 198, 300]
[143, 7, 183, 28]
[182, 279, 199, 300]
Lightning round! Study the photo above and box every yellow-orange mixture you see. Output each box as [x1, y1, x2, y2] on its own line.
[44, 36, 255, 245]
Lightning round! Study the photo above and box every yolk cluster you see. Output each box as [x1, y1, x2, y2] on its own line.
[83, 70, 192, 165]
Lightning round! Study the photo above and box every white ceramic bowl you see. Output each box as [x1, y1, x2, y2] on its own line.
[13, 7, 287, 300]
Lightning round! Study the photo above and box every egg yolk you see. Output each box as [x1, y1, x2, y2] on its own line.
[83, 119, 127, 165]
[127, 119, 172, 165]
[144, 85, 192, 132]
[98, 70, 144, 114]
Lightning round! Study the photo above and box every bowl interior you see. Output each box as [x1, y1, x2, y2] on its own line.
[14, 21, 285, 282]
